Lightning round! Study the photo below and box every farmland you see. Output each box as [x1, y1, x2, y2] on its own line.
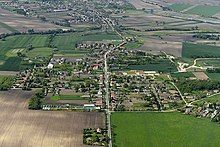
[182, 42, 220, 59]
[0, 89, 105, 147]
[112, 112, 220, 147]
[0, 7, 61, 34]
[169, 3, 192, 12]
[185, 5, 220, 17]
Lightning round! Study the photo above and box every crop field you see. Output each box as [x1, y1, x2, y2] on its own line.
[185, 5, 220, 17]
[171, 72, 195, 79]
[112, 112, 220, 147]
[182, 42, 220, 59]
[196, 59, 220, 68]
[136, 37, 183, 57]
[206, 73, 220, 81]
[0, 89, 105, 147]
[0, 8, 61, 34]
[169, 3, 192, 12]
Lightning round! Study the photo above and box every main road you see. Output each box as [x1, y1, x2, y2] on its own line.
[102, 15, 126, 147]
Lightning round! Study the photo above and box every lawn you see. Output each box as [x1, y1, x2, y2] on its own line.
[185, 5, 220, 17]
[182, 42, 220, 59]
[112, 112, 220, 147]
[169, 3, 192, 12]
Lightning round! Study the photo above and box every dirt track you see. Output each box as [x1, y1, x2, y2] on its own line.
[0, 89, 105, 147]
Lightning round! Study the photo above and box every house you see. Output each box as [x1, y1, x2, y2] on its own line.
[84, 104, 96, 111]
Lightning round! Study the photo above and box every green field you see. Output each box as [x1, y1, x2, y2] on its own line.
[185, 5, 220, 17]
[171, 72, 195, 79]
[51, 94, 84, 101]
[206, 72, 220, 81]
[53, 32, 121, 50]
[112, 112, 220, 147]
[182, 42, 220, 59]
[0, 31, 121, 71]
[196, 59, 220, 68]
[127, 59, 177, 73]
[26, 47, 53, 58]
[169, 3, 192, 12]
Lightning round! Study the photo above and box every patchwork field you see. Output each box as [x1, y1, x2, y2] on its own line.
[0, 8, 61, 34]
[112, 112, 220, 147]
[0, 89, 105, 147]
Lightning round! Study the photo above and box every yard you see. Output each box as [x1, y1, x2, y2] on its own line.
[112, 112, 220, 147]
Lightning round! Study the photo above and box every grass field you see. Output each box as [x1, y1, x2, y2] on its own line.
[112, 112, 220, 147]
[206, 72, 220, 81]
[182, 42, 220, 59]
[171, 72, 195, 79]
[51, 94, 84, 101]
[169, 3, 192, 12]
[185, 5, 220, 17]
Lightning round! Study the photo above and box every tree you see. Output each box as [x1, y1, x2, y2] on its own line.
[28, 97, 42, 110]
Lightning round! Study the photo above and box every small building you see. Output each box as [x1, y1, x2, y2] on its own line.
[47, 63, 54, 69]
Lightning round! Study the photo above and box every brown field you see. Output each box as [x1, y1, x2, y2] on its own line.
[138, 38, 182, 56]
[193, 72, 209, 80]
[0, 8, 63, 34]
[0, 89, 105, 147]
[128, 0, 161, 10]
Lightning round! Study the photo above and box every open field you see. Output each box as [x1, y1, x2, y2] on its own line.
[112, 112, 220, 147]
[138, 38, 182, 57]
[193, 72, 209, 80]
[128, 0, 161, 10]
[169, 3, 192, 12]
[0, 89, 105, 147]
[0, 8, 62, 34]
[182, 42, 220, 59]
[196, 59, 220, 68]
[185, 5, 220, 17]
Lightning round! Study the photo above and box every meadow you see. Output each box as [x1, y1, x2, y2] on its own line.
[182, 42, 220, 59]
[112, 112, 220, 147]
